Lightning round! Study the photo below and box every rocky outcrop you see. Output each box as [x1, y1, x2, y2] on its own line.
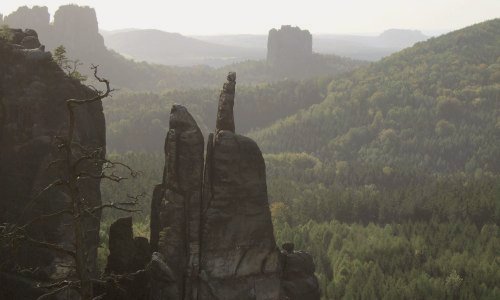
[105, 217, 150, 275]
[279, 243, 320, 300]
[0, 29, 105, 281]
[267, 25, 313, 73]
[215, 72, 236, 133]
[150, 73, 318, 299]
[150, 104, 205, 298]
[199, 73, 281, 299]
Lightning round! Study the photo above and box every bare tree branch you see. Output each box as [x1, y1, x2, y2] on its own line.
[36, 280, 79, 300]
[23, 236, 76, 258]
[20, 209, 73, 230]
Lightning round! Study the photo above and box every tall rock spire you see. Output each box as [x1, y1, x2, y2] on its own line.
[215, 72, 236, 133]
[150, 105, 205, 299]
[150, 72, 319, 300]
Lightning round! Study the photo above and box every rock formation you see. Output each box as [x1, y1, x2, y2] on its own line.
[2, 6, 50, 41]
[215, 72, 236, 133]
[267, 25, 313, 73]
[52, 5, 106, 55]
[0, 28, 105, 284]
[150, 103, 205, 298]
[105, 217, 151, 275]
[199, 72, 281, 299]
[280, 243, 320, 300]
[151, 73, 319, 299]
[4, 5, 105, 55]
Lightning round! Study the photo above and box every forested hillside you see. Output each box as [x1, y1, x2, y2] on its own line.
[100, 19, 500, 299]
[252, 19, 500, 298]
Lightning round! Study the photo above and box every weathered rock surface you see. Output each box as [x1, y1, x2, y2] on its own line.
[279, 244, 320, 300]
[267, 25, 313, 73]
[150, 73, 320, 299]
[105, 217, 151, 275]
[150, 104, 205, 298]
[198, 73, 280, 299]
[215, 72, 236, 133]
[0, 29, 105, 283]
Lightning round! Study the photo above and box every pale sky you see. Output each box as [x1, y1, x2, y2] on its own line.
[1, 0, 499, 35]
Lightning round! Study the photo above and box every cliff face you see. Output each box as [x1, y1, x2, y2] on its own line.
[267, 25, 313, 73]
[150, 73, 319, 300]
[0, 29, 105, 281]
[150, 104, 205, 298]
[52, 5, 106, 55]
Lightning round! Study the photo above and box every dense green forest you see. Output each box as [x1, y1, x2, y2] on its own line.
[100, 19, 500, 299]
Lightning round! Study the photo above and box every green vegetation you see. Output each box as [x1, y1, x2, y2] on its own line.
[0, 25, 13, 42]
[256, 18, 500, 298]
[104, 77, 332, 151]
[275, 220, 500, 299]
[53, 45, 88, 81]
[99, 19, 500, 298]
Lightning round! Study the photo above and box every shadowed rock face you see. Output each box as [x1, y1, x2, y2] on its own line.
[150, 104, 205, 298]
[215, 72, 236, 133]
[105, 217, 151, 275]
[0, 30, 105, 280]
[280, 245, 320, 300]
[201, 74, 280, 298]
[199, 131, 281, 299]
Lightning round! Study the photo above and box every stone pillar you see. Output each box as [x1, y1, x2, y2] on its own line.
[215, 72, 236, 133]
[199, 73, 281, 299]
[150, 105, 204, 299]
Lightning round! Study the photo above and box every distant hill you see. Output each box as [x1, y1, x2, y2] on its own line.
[194, 34, 269, 49]
[314, 29, 428, 60]
[103, 29, 264, 67]
[197, 29, 429, 61]
[377, 28, 428, 48]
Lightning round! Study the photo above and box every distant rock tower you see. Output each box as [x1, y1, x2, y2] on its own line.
[3, 5, 106, 55]
[267, 25, 313, 72]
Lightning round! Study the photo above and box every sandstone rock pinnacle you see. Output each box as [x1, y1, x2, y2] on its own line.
[215, 71, 236, 133]
[150, 72, 319, 300]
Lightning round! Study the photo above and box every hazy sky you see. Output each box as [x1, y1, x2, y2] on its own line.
[1, 0, 499, 35]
